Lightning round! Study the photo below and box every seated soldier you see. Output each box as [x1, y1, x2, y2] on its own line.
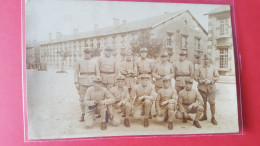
[83, 77, 115, 130]
[109, 75, 132, 127]
[130, 74, 157, 128]
[156, 77, 178, 130]
[176, 78, 204, 128]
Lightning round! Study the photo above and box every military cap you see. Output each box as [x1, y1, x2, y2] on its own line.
[185, 78, 193, 83]
[179, 49, 188, 55]
[116, 75, 125, 80]
[160, 52, 169, 57]
[162, 76, 171, 82]
[139, 74, 150, 79]
[84, 46, 92, 53]
[92, 76, 102, 83]
[203, 53, 211, 60]
[140, 48, 148, 52]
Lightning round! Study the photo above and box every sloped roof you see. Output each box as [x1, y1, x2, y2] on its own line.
[29, 10, 207, 46]
[204, 5, 230, 15]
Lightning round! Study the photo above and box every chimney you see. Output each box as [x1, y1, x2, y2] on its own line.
[123, 19, 127, 27]
[113, 18, 119, 27]
[48, 33, 52, 41]
[56, 32, 62, 40]
[94, 24, 99, 31]
[73, 29, 79, 35]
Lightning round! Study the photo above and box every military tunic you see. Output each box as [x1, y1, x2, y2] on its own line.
[156, 87, 177, 122]
[152, 61, 174, 91]
[119, 59, 137, 90]
[83, 86, 115, 128]
[109, 86, 131, 126]
[176, 88, 204, 121]
[98, 56, 118, 89]
[130, 84, 157, 119]
[74, 58, 100, 114]
[173, 60, 194, 94]
[136, 58, 153, 81]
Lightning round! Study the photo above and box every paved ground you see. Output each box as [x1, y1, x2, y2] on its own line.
[26, 69, 239, 140]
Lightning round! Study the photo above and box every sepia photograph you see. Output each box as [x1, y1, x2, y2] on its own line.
[25, 0, 239, 139]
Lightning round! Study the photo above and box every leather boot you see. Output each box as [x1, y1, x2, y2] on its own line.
[124, 118, 130, 127]
[168, 122, 173, 130]
[211, 117, 218, 125]
[193, 121, 202, 128]
[199, 115, 207, 121]
[183, 114, 187, 123]
[101, 122, 107, 130]
[144, 118, 149, 128]
[79, 114, 85, 122]
[187, 115, 193, 121]
[149, 112, 152, 119]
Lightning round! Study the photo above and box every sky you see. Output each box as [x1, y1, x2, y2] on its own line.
[25, 0, 226, 43]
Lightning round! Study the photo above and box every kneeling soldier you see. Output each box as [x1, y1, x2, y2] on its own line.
[176, 78, 204, 128]
[109, 75, 131, 127]
[156, 77, 178, 130]
[83, 77, 115, 130]
[130, 74, 157, 127]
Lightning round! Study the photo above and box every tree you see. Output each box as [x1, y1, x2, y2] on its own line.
[130, 31, 163, 59]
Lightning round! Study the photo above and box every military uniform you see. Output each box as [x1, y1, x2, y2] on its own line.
[119, 50, 137, 92]
[130, 74, 157, 127]
[173, 49, 194, 94]
[83, 77, 115, 130]
[136, 48, 153, 82]
[109, 75, 131, 127]
[176, 78, 204, 128]
[194, 54, 219, 125]
[74, 47, 100, 121]
[152, 52, 174, 92]
[156, 77, 178, 130]
[98, 47, 118, 90]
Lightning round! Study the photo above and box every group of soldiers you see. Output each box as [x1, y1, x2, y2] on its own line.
[74, 46, 219, 130]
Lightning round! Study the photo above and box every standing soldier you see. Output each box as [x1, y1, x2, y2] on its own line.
[194, 54, 219, 125]
[152, 52, 174, 92]
[74, 47, 100, 122]
[130, 74, 157, 127]
[83, 77, 115, 130]
[173, 49, 194, 94]
[176, 78, 204, 128]
[98, 46, 118, 90]
[119, 49, 137, 93]
[156, 77, 178, 130]
[109, 75, 132, 127]
[136, 48, 154, 83]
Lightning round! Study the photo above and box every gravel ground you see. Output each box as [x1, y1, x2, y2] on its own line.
[26, 69, 239, 140]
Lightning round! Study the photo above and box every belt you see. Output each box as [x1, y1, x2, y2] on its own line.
[80, 72, 95, 75]
[139, 72, 151, 75]
[176, 75, 190, 77]
[100, 71, 115, 74]
[183, 103, 192, 106]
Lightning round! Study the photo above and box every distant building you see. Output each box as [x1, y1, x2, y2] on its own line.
[26, 10, 208, 69]
[205, 6, 235, 75]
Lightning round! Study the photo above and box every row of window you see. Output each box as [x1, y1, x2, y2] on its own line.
[166, 34, 201, 50]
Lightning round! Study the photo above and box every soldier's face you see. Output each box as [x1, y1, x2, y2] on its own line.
[140, 51, 147, 58]
[117, 80, 125, 88]
[104, 49, 112, 57]
[161, 56, 168, 62]
[163, 80, 171, 88]
[204, 58, 210, 65]
[185, 82, 193, 91]
[140, 78, 149, 86]
[94, 82, 102, 89]
[180, 54, 186, 61]
[84, 52, 91, 59]
[126, 55, 132, 61]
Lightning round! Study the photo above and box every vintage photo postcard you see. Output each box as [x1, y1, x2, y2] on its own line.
[25, 0, 239, 139]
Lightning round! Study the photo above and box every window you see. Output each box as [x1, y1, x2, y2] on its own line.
[184, 19, 188, 27]
[218, 18, 229, 36]
[219, 48, 229, 69]
[194, 37, 201, 50]
[181, 35, 188, 49]
[166, 33, 173, 47]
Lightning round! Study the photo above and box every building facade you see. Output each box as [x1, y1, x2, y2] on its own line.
[26, 10, 208, 70]
[205, 6, 235, 75]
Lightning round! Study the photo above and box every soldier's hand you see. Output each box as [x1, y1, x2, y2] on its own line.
[94, 100, 100, 104]
[199, 80, 206, 84]
[205, 79, 212, 85]
[161, 101, 168, 106]
[75, 83, 80, 90]
[100, 100, 107, 105]
[116, 101, 122, 107]
[138, 96, 144, 101]
[187, 105, 193, 111]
